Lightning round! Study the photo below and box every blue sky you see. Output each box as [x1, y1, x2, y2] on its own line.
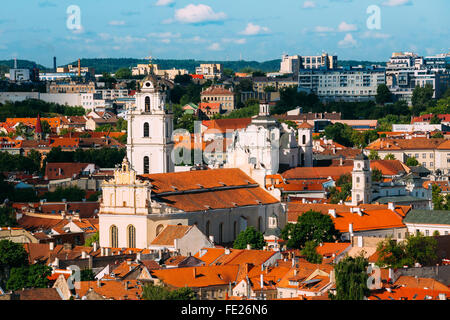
[0, 0, 448, 67]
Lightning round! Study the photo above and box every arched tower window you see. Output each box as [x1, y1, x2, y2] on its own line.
[127, 225, 136, 248]
[110, 225, 118, 248]
[156, 224, 165, 236]
[143, 156, 149, 174]
[145, 96, 151, 112]
[302, 135, 306, 145]
[143, 122, 149, 137]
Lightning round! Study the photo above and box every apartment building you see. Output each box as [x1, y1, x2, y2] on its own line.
[131, 64, 188, 80]
[280, 55, 301, 75]
[298, 66, 385, 102]
[253, 77, 298, 94]
[386, 52, 450, 104]
[366, 137, 450, 174]
[196, 63, 223, 80]
[200, 85, 235, 112]
[301, 53, 338, 70]
[48, 81, 96, 94]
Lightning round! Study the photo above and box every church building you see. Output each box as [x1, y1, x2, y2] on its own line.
[98, 158, 285, 249]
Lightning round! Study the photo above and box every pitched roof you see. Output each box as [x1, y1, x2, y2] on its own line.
[75, 280, 143, 300]
[369, 287, 449, 300]
[287, 203, 408, 233]
[202, 118, 252, 133]
[394, 276, 450, 292]
[194, 248, 278, 267]
[139, 168, 279, 212]
[150, 225, 192, 246]
[45, 162, 93, 180]
[282, 166, 353, 180]
[151, 265, 239, 288]
[404, 210, 450, 225]
[14, 288, 63, 300]
[201, 86, 234, 96]
[366, 137, 446, 151]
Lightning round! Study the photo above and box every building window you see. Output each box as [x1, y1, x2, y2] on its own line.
[156, 224, 165, 236]
[258, 217, 263, 232]
[219, 223, 223, 243]
[145, 96, 151, 112]
[425, 230, 429, 236]
[206, 221, 211, 238]
[143, 123, 149, 137]
[110, 225, 118, 248]
[127, 225, 136, 248]
[144, 156, 149, 174]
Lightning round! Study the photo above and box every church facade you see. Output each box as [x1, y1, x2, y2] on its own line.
[98, 158, 285, 249]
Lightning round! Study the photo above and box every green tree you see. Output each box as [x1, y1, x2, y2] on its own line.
[376, 234, 438, 268]
[42, 186, 86, 202]
[301, 241, 323, 264]
[233, 226, 266, 250]
[6, 263, 52, 291]
[323, 123, 354, 147]
[431, 132, 444, 138]
[411, 84, 434, 116]
[142, 283, 195, 300]
[376, 84, 392, 105]
[80, 269, 95, 281]
[430, 114, 442, 124]
[85, 231, 99, 247]
[406, 157, 419, 167]
[432, 184, 446, 210]
[114, 68, 132, 79]
[372, 168, 383, 182]
[384, 153, 396, 160]
[0, 206, 17, 227]
[281, 210, 339, 249]
[368, 150, 380, 160]
[0, 240, 29, 288]
[329, 174, 352, 204]
[331, 254, 370, 300]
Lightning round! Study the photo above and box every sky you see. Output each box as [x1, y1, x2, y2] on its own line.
[0, 0, 448, 67]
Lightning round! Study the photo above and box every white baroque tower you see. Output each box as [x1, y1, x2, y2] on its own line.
[351, 153, 372, 205]
[127, 73, 174, 174]
[297, 118, 313, 167]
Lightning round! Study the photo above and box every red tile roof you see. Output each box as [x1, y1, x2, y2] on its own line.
[150, 225, 192, 246]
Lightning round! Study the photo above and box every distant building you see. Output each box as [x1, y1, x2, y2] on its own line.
[200, 85, 236, 113]
[300, 53, 338, 70]
[195, 63, 223, 80]
[280, 55, 301, 76]
[386, 51, 450, 104]
[298, 66, 386, 102]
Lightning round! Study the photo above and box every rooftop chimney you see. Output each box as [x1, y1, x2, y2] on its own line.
[349, 223, 354, 235]
[81, 251, 87, 259]
[193, 267, 197, 278]
[93, 242, 98, 252]
[260, 274, 264, 290]
[388, 202, 395, 211]
[224, 248, 230, 255]
[328, 209, 337, 218]
[78, 59, 81, 77]
[49, 242, 55, 251]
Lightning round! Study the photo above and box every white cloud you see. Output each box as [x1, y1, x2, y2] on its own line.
[361, 31, 391, 39]
[155, 0, 174, 6]
[114, 35, 147, 44]
[338, 33, 357, 48]
[207, 42, 222, 51]
[148, 32, 181, 38]
[302, 1, 316, 8]
[382, 0, 412, 6]
[160, 39, 171, 44]
[222, 38, 246, 44]
[337, 21, 357, 32]
[98, 33, 112, 40]
[174, 4, 226, 24]
[109, 20, 126, 26]
[314, 26, 334, 33]
[240, 23, 270, 35]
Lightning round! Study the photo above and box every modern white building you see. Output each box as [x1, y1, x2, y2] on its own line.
[280, 55, 301, 76]
[298, 66, 386, 102]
